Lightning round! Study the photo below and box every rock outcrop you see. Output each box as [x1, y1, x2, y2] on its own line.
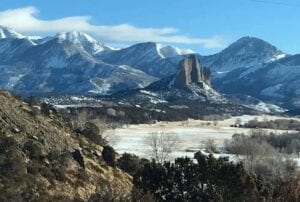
[173, 54, 211, 88]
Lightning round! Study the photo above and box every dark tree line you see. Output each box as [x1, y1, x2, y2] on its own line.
[115, 152, 300, 201]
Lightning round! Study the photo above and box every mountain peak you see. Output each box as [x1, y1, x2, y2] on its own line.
[124, 42, 194, 59]
[0, 25, 25, 39]
[226, 36, 285, 57]
[203, 36, 286, 73]
[55, 31, 113, 54]
[156, 43, 195, 58]
[56, 31, 98, 44]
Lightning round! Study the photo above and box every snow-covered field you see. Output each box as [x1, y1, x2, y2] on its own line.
[108, 115, 300, 160]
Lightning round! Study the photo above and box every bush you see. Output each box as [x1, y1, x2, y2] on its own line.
[118, 153, 145, 175]
[102, 146, 116, 167]
[133, 152, 266, 201]
[82, 122, 106, 145]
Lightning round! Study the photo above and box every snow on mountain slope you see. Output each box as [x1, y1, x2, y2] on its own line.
[0, 27, 157, 95]
[0, 26, 25, 39]
[56, 31, 113, 55]
[212, 54, 300, 109]
[202, 36, 286, 75]
[100, 42, 193, 77]
[156, 43, 194, 58]
[0, 26, 298, 110]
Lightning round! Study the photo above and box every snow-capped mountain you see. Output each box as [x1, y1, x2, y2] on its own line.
[201, 37, 286, 76]
[0, 27, 157, 95]
[210, 52, 299, 110]
[0, 26, 298, 111]
[99, 42, 193, 77]
[0, 26, 26, 39]
[55, 31, 114, 55]
[0, 26, 36, 63]
[198, 37, 299, 110]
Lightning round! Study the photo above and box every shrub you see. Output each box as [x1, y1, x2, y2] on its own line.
[82, 122, 106, 145]
[133, 152, 269, 201]
[102, 146, 116, 167]
[118, 153, 143, 175]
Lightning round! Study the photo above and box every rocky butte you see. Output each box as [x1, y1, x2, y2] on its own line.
[173, 54, 211, 89]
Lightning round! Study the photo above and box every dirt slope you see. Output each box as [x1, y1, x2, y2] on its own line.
[0, 90, 132, 201]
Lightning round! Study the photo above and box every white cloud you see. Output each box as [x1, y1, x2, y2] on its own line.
[0, 7, 225, 48]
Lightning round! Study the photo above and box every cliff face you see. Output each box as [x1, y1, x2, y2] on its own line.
[173, 54, 211, 88]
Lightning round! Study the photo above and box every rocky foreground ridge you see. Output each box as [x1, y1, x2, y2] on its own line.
[0, 90, 132, 201]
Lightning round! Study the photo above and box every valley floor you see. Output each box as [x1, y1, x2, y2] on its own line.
[107, 115, 300, 164]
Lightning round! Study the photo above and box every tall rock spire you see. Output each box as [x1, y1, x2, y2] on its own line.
[173, 54, 211, 88]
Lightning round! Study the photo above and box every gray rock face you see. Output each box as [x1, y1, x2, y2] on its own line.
[174, 55, 211, 88]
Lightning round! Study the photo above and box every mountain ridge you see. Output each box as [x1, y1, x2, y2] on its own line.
[0, 26, 298, 110]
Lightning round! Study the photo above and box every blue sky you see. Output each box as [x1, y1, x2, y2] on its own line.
[0, 0, 300, 55]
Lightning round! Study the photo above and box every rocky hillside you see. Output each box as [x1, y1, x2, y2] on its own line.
[0, 90, 132, 201]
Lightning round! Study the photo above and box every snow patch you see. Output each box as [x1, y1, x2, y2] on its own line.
[6, 74, 24, 89]
[0, 26, 25, 39]
[140, 90, 159, 97]
[156, 43, 194, 58]
[56, 31, 113, 54]
[89, 79, 111, 94]
[247, 102, 286, 113]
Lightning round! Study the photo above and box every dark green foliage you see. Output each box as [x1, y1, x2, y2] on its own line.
[118, 153, 149, 176]
[133, 152, 271, 201]
[102, 146, 116, 167]
[72, 149, 85, 169]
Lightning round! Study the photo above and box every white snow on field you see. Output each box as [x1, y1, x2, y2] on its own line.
[107, 115, 300, 161]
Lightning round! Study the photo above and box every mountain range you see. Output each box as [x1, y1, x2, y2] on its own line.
[0, 25, 299, 111]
